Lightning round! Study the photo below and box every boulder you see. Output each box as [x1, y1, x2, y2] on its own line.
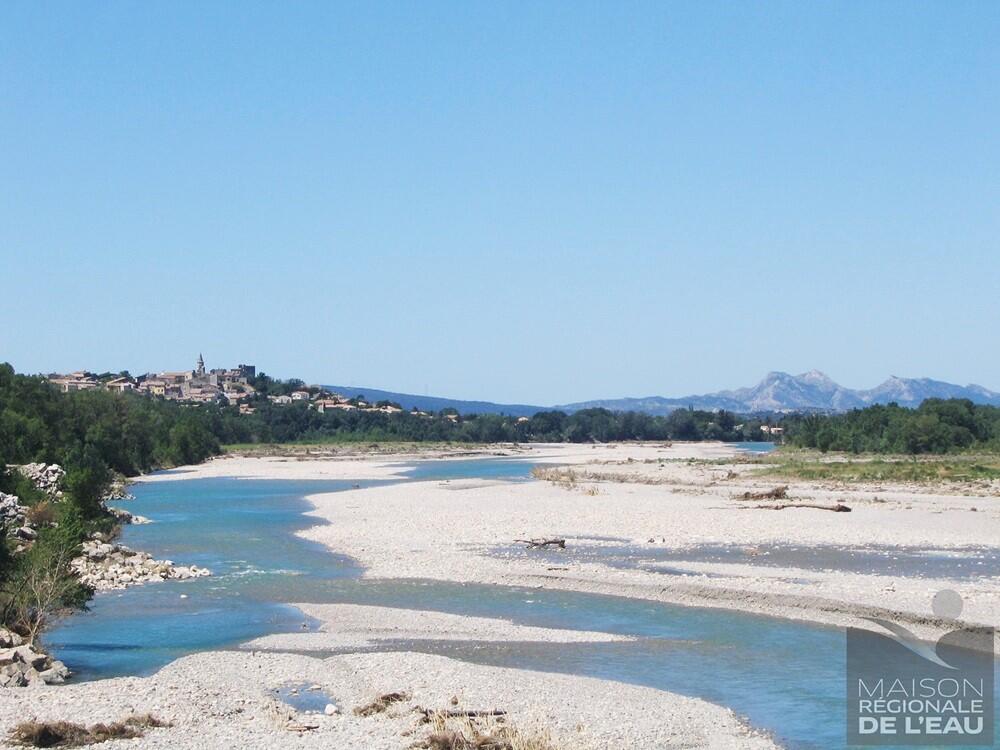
[0, 643, 72, 688]
[12, 645, 48, 670]
[72, 541, 211, 591]
[0, 628, 24, 648]
[0, 492, 26, 528]
[38, 667, 67, 684]
[11, 463, 65, 498]
[0, 668, 27, 688]
[49, 659, 70, 677]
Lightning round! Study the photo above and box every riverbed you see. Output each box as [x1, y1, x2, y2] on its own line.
[45, 451, 1000, 749]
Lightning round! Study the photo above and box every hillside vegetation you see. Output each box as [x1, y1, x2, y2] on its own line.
[782, 399, 1000, 454]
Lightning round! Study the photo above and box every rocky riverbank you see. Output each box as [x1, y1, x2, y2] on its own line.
[0, 492, 35, 551]
[10, 462, 65, 498]
[0, 628, 70, 687]
[71, 540, 210, 591]
[1, 463, 210, 689]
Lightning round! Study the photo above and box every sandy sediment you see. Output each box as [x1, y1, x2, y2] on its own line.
[0, 649, 775, 749]
[289, 442, 1000, 639]
[135, 454, 403, 482]
[245, 603, 631, 652]
[135, 444, 532, 483]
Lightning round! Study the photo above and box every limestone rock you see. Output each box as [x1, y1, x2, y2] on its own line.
[72, 540, 211, 591]
[0, 641, 70, 688]
[0, 628, 24, 649]
[107, 506, 151, 525]
[10, 463, 65, 498]
[0, 492, 26, 529]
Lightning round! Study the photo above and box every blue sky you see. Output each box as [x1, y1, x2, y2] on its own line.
[2, 2, 998, 404]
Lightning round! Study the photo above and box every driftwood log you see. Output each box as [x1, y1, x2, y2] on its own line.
[752, 502, 851, 513]
[514, 538, 566, 549]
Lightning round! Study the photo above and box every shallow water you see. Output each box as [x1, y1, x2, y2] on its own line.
[46, 458, 998, 749]
[395, 456, 535, 481]
[274, 682, 338, 714]
[492, 541, 1000, 580]
[730, 441, 777, 454]
[47, 477, 369, 676]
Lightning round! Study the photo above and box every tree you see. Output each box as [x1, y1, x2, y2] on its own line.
[62, 448, 111, 521]
[2, 537, 89, 645]
[0, 531, 12, 592]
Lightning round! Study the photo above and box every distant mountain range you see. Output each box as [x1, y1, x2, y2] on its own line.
[327, 371, 1000, 417]
[554, 371, 1000, 415]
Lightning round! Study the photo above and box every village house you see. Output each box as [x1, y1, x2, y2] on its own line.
[105, 377, 136, 393]
[48, 372, 99, 392]
[318, 400, 356, 412]
[209, 363, 256, 386]
[222, 381, 254, 398]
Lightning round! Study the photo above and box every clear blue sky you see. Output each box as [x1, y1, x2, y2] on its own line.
[2, 2, 998, 405]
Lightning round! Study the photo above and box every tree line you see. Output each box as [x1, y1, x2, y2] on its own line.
[782, 399, 1000, 454]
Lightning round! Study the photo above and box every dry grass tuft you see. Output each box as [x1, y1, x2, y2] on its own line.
[10, 714, 168, 748]
[739, 486, 788, 500]
[531, 466, 578, 488]
[25, 501, 56, 527]
[354, 691, 411, 717]
[531, 465, 681, 488]
[413, 711, 559, 750]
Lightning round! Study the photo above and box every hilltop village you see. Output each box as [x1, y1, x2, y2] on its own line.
[44, 355, 424, 417]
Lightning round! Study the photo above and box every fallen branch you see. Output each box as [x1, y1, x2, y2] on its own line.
[285, 722, 319, 733]
[751, 502, 851, 513]
[417, 707, 508, 722]
[514, 538, 566, 549]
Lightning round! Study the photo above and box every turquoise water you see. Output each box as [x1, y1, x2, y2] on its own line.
[47, 478, 371, 676]
[730, 441, 777, 453]
[397, 456, 535, 481]
[46, 458, 997, 749]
